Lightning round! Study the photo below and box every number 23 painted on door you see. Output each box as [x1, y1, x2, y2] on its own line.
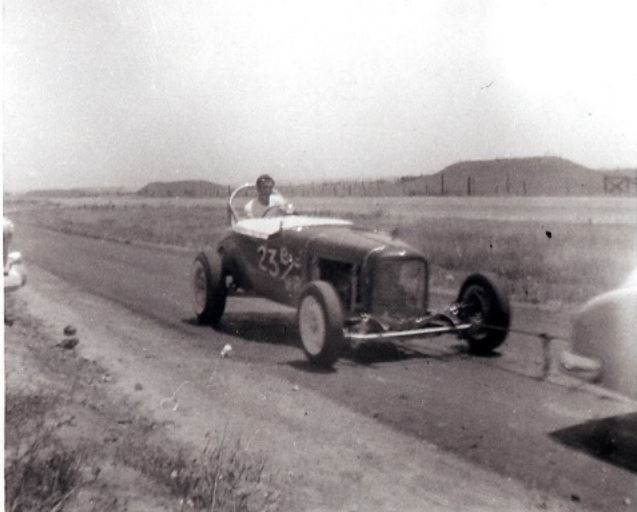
[256, 244, 301, 279]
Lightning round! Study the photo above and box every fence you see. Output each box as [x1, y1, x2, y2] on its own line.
[278, 173, 636, 198]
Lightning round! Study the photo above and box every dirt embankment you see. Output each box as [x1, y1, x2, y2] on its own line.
[4, 291, 280, 512]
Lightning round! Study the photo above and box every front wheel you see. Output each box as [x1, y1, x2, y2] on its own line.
[297, 281, 345, 367]
[456, 273, 511, 354]
[192, 251, 227, 326]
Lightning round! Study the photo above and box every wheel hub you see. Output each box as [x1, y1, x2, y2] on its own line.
[299, 296, 326, 356]
[192, 262, 208, 314]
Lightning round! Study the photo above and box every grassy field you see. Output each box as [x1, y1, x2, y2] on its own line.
[7, 194, 637, 306]
[7, 194, 637, 224]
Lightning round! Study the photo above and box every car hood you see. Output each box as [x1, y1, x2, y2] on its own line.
[232, 215, 423, 262]
[293, 224, 421, 263]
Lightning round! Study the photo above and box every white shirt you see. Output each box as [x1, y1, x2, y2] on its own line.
[244, 193, 286, 218]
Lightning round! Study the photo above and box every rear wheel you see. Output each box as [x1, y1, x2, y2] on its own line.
[298, 281, 345, 367]
[192, 252, 227, 326]
[457, 273, 510, 354]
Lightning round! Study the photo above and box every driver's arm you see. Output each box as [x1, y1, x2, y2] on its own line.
[271, 193, 294, 214]
[271, 193, 286, 207]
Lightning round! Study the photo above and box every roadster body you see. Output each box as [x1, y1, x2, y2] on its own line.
[192, 184, 511, 366]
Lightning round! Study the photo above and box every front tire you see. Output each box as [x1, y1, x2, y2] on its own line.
[192, 252, 227, 326]
[297, 281, 345, 367]
[457, 273, 510, 354]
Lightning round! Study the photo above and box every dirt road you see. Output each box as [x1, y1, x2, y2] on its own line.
[9, 223, 637, 510]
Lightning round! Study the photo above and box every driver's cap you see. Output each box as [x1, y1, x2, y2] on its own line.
[256, 174, 275, 187]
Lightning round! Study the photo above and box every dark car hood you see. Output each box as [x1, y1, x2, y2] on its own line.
[288, 224, 423, 263]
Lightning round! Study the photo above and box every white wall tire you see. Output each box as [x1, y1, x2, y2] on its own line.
[299, 295, 328, 356]
[298, 281, 345, 367]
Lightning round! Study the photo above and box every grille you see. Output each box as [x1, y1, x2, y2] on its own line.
[372, 259, 426, 318]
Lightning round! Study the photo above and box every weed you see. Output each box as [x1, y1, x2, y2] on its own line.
[5, 393, 87, 512]
[116, 433, 274, 511]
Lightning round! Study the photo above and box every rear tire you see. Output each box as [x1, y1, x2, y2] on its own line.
[457, 273, 510, 354]
[192, 252, 227, 326]
[298, 281, 345, 367]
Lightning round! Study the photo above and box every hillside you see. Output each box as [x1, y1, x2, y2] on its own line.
[401, 157, 615, 196]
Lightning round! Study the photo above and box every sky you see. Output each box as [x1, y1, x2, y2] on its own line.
[3, 0, 637, 192]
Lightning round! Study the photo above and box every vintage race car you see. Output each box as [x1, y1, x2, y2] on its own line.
[3, 217, 26, 292]
[192, 184, 511, 367]
[560, 270, 637, 399]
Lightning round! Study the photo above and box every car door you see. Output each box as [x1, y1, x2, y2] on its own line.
[251, 231, 305, 305]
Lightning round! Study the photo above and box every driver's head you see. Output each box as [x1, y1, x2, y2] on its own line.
[256, 174, 275, 203]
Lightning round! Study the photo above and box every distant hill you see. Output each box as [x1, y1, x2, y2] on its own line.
[400, 157, 626, 196]
[134, 158, 636, 198]
[137, 180, 230, 198]
[18, 187, 131, 198]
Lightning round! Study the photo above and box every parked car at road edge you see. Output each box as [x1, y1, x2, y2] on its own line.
[4, 217, 27, 292]
[560, 269, 637, 399]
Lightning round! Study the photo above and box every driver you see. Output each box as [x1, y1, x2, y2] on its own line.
[244, 174, 287, 218]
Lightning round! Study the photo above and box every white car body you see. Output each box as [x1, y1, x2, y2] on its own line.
[3, 217, 27, 291]
[561, 270, 637, 399]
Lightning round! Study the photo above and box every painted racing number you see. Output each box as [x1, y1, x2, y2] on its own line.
[257, 244, 301, 279]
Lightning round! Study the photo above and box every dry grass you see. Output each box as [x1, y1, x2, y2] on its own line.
[383, 218, 635, 305]
[4, 393, 87, 512]
[5, 390, 274, 512]
[9, 201, 228, 247]
[8, 195, 636, 305]
[116, 434, 275, 512]
[291, 195, 637, 225]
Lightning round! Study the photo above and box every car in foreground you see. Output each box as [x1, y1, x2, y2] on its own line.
[192, 184, 511, 367]
[560, 270, 637, 399]
[3, 217, 26, 292]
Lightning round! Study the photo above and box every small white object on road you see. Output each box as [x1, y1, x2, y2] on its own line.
[220, 343, 233, 358]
